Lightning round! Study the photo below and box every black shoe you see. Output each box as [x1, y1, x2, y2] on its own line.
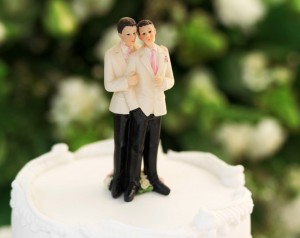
[110, 177, 123, 198]
[124, 181, 139, 202]
[151, 179, 170, 195]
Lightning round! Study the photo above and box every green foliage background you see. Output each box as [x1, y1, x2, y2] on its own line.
[1, 0, 300, 237]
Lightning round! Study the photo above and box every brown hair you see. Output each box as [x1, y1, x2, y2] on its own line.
[117, 17, 136, 34]
[137, 20, 154, 35]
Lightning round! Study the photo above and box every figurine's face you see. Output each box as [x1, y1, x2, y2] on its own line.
[138, 24, 156, 48]
[119, 26, 137, 47]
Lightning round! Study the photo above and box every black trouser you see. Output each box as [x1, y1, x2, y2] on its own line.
[113, 113, 130, 188]
[128, 108, 161, 184]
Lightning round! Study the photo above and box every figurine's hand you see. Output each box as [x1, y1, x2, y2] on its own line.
[154, 76, 163, 87]
[128, 74, 138, 86]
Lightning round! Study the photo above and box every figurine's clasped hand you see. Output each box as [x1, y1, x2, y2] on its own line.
[154, 76, 163, 87]
[128, 73, 138, 86]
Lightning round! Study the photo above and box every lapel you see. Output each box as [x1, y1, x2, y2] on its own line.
[112, 42, 126, 68]
[113, 42, 140, 67]
[140, 46, 154, 76]
[156, 46, 166, 76]
[139, 45, 167, 76]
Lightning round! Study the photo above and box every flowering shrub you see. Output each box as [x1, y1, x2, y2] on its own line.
[1, 0, 300, 236]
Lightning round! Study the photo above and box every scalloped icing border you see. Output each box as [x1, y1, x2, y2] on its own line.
[168, 150, 254, 237]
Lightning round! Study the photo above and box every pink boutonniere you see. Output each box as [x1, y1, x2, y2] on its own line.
[164, 56, 168, 63]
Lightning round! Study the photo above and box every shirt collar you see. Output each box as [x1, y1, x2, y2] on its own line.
[120, 41, 133, 54]
[144, 44, 158, 54]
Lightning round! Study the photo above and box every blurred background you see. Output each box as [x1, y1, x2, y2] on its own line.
[1, 0, 300, 237]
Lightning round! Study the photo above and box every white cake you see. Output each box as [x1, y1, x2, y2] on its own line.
[10, 139, 253, 238]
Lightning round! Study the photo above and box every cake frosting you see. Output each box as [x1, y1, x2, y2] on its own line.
[10, 139, 253, 238]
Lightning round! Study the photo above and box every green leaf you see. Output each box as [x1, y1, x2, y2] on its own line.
[257, 4, 300, 51]
[177, 11, 228, 66]
[256, 86, 300, 129]
[137, 185, 153, 195]
[43, 0, 78, 38]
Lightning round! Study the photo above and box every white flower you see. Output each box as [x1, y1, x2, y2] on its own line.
[94, 26, 120, 61]
[187, 68, 225, 104]
[71, 0, 115, 22]
[270, 66, 293, 85]
[242, 52, 293, 91]
[140, 178, 151, 190]
[215, 118, 286, 160]
[140, 172, 147, 180]
[50, 77, 108, 126]
[247, 118, 286, 160]
[155, 23, 178, 53]
[286, 166, 300, 192]
[241, 52, 273, 92]
[0, 21, 7, 44]
[214, 0, 265, 31]
[0, 226, 12, 238]
[103, 172, 113, 188]
[215, 122, 253, 159]
[280, 197, 300, 235]
[189, 69, 215, 92]
[139, 172, 152, 190]
[140, 171, 151, 190]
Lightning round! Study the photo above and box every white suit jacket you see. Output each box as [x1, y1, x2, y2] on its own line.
[125, 44, 175, 116]
[104, 42, 139, 114]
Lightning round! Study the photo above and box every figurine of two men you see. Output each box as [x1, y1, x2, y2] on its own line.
[104, 17, 174, 202]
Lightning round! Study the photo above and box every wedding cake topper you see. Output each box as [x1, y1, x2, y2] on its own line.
[104, 18, 175, 202]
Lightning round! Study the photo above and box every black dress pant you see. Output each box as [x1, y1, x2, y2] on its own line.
[113, 113, 130, 188]
[128, 108, 161, 183]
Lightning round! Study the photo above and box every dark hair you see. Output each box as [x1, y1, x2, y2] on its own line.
[137, 20, 154, 35]
[117, 17, 136, 34]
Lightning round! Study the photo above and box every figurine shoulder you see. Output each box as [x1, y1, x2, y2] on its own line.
[105, 44, 120, 56]
[159, 45, 169, 52]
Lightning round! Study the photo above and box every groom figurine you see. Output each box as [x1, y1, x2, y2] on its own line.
[124, 19, 175, 202]
[104, 17, 139, 198]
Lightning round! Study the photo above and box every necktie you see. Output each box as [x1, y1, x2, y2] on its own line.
[124, 47, 132, 62]
[150, 48, 158, 75]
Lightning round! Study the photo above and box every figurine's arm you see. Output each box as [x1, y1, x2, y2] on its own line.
[155, 47, 174, 91]
[104, 52, 129, 92]
[123, 55, 139, 110]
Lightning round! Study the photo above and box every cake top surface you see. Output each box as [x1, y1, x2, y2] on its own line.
[31, 155, 233, 229]
[11, 139, 253, 238]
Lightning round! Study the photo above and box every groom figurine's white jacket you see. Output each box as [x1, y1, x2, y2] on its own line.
[125, 44, 174, 116]
[123, 19, 174, 202]
[104, 42, 139, 114]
